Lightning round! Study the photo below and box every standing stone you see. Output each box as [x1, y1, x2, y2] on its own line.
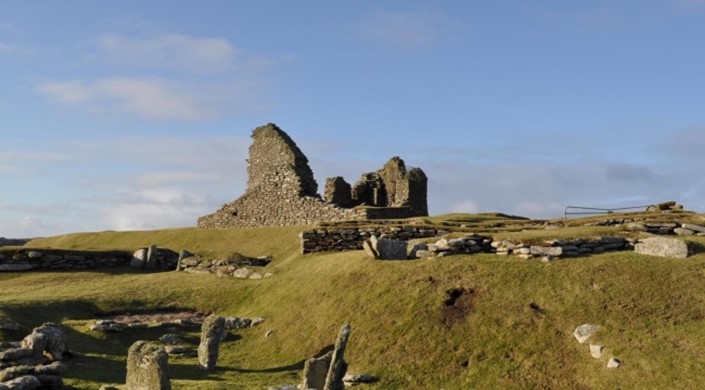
[145, 245, 158, 270]
[573, 324, 597, 344]
[323, 324, 351, 390]
[175, 250, 191, 271]
[374, 239, 407, 260]
[198, 315, 225, 371]
[301, 352, 333, 390]
[362, 240, 378, 259]
[634, 237, 690, 259]
[126, 341, 171, 390]
[20, 323, 68, 362]
[130, 249, 148, 268]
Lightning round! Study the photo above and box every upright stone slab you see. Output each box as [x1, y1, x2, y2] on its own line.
[130, 249, 147, 268]
[145, 245, 158, 270]
[634, 237, 690, 259]
[301, 351, 333, 390]
[126, 341, 171, 390]
[198, 315, 225, 371]
[323, 324, 351, 390]
[374, 239, 408, 260]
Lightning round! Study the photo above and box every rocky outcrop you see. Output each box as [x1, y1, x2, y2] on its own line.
[198, 315, 225, 371]
[197, 124, 428, 229]
[126, 341, 171, 390]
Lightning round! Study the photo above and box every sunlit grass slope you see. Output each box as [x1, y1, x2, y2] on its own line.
[2, 214, 705, 389]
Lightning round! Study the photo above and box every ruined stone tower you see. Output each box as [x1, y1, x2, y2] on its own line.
[197, 123, 428, 228]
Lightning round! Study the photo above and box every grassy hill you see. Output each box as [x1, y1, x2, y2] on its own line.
[3, 213, 705, 389]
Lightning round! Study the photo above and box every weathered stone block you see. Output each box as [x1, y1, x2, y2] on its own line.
[634, 237, 690, 259]
[198, 315, 225, 371]
[126, 341, 171, 390]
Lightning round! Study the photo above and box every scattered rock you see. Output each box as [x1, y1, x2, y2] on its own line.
[634, 237, 690, 259]
[265, 330, 274, 338]
[682, 223, 705, 233]
[589, 344, 603, 359]
[159, 334, 182, 345]
[198, 315, 224, 371]
[126, 341, 171, 390]
[343, 372, 377, 386]
[607, 357, 621, 368]
[573, 324, 597, 344]
[90, 320, 126, 333]
[674, 228, 695, 236]
[232, 268, 252, 279]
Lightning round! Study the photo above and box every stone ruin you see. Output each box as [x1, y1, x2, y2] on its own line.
[197, 123, 428, 228]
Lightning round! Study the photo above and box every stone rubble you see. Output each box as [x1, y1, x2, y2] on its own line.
[0, 322, 69, 389]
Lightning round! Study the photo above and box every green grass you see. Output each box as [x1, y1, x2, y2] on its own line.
[3, 213, 705, 389]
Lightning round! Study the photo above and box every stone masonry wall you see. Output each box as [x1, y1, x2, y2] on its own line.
[0, 248, 177, 271]
[301, 226, 634, 260]
[198, 124, 428, 228]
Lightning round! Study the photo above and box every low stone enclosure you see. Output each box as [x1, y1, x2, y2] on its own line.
[301, 219, 704, 260]
[0, 247, 271, 276]
[197, 123, 428, 228]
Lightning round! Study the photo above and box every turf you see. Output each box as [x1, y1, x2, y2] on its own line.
[3, 213, 705, 389]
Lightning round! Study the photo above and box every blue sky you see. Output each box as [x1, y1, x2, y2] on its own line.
[2, 1, 705, 237]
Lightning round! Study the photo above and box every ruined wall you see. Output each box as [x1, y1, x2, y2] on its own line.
[349, 157, 428, 215]
[197, 123, 428, 229]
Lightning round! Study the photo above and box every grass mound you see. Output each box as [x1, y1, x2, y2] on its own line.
[2, 213, 705, 389]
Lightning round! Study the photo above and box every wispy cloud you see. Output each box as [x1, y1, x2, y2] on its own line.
[100, 190, 211, 230]
[95, 33, 239, 73]
[350, 11, 451, 49]
[37, 77, 217, 120]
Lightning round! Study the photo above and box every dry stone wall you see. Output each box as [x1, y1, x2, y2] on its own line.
[197, 123, 428, 229]
[0, 248, 177, 272]
[301, 226, 635, 260]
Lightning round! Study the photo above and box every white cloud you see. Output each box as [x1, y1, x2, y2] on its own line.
[101, 190, 210, 230]
[37, 77, 214, 120]
[351, 11, 451, 49]
[96, 33, 237, 73]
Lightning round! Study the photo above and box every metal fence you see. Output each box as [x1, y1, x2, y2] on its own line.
[563, 205, 651, 219]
